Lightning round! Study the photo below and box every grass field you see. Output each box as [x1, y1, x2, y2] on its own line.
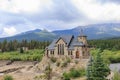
[91, 49, 120, 63]
[0, 48, 120, 63]
[0, 49, 44, 61]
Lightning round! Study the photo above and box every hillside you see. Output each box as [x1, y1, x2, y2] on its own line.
[0, 29, 57, 42]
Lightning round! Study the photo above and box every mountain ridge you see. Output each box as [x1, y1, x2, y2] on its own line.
[0, 23, 120, 41]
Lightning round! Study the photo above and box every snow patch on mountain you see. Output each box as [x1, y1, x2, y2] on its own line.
[113, 27, 120, 31]
[96, 31, 105, 34]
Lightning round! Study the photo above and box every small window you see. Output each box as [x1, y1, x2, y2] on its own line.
[68, 51, 72, 55]
[50, 50, 54, 55]
[83, 51, 85, 56]
[53, 51, 54, 55]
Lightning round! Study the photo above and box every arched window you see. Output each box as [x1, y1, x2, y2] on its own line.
[58, 44, 64, 55]
[62, 44, 64, 55]
[68, 50, 72, 55]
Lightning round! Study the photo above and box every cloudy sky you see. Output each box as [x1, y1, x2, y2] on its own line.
[0, 0, 120, 37]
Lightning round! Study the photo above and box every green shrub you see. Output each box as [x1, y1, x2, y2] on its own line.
[50, 57, 57, 63]
[63, 68, 85, 80]
[63, 72, 71, 80]
[66, 57, 71, 63]
[61, 61, 68, 67]
[56, 61, 60, 67]
[75, 60, 78, 64]
[20, 47, 24, 53]
[70, 68, 85, 78]
[61, 57, 72, 67]
[70, 69, 80, 77]
[4, 75, 13, 80]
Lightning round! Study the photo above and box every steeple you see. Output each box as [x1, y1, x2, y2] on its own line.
[77, 29, 87, 45]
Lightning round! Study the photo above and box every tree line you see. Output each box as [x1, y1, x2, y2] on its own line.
[0, 39, 50, 52]
[88, 39, 120, 50]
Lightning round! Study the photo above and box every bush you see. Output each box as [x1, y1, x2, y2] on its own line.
[20, 47, 24, 53]
[63, 68, 85, 80]
[75, 60, 78, 64]
[66, 57, 71, 63]
[61, 61, 68, 67]
[63, 72, 71, 80]
[70, 68, 85, 78]
[50, 57, 57, 63]
[4, 75, 13, 80]
[61, 57, 72, 68]
[70, 69, 80, 77]
[56, 61, 60, 67]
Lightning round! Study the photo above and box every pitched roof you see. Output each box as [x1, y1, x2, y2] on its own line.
[47, 35, 84, 50]
[56, 35, 74, 46]
[47, 39, 57, 50]
[47, 35, 73, 50]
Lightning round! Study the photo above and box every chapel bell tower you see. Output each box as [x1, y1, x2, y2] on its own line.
[77, 29, 87, 45]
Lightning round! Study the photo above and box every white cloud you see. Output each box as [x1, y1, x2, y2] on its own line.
[72, 0, 120, 22]
[3, 27, 17, 36]
[0, 0, 53, 14]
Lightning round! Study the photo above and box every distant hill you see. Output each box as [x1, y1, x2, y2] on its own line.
[0, 29, 57, 42]
[0, 23, 120, 41]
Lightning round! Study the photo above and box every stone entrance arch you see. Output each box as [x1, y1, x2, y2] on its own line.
[76, 50, 80, 58]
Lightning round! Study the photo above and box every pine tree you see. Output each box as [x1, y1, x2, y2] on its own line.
[86, 56, 94, 80]
[1, 39, 8, 52]
[86, 50, 110, 80]
[92, 50, 110, 80]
